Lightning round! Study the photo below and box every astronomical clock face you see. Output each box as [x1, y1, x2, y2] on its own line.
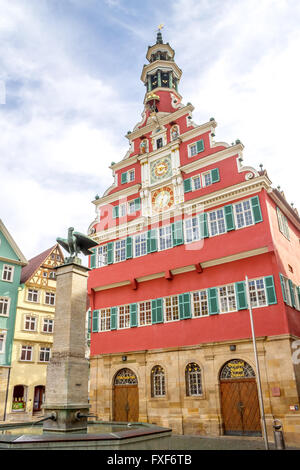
[152, 186, 174, 212]
[150, 156, 172, 184]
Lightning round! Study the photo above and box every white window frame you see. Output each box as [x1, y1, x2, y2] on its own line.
[164, 295, 179, 322]
[2, 264, 14, 282]
[138, 301, 152, 326]
[119, 203, 127, 218]
[248, 278, 267, 308]
[151, 366, 166, 397]
[128, 169, 135, 182]
[188, 143, 198, 157]
[158, 225, 173, 251]
[184, 216, 200, 244]
[191, 290, 209, 318]
[20, 345, 33, 362]
[207, 208, 226, 237]
[118, 305, 130, 329]
[39, 347, 51, 362]
[97, 245, 108, 267]
[45, 292, 55, 306]
[234, 199, 254, 229]
[186, 363, 202, 396]
[114, 239, 126, 263]
[277, 207, 290, 240]
[99, 308, 111, 331]
[128, 200, 136, 215]
[27, 289, 39, 303]
[134, 233, 147, 258]
[0, 332, 6, 353]
[202, 171, 212, 187]
[0, 297, 10, 317]
[24, 315, 37, 332]
[43, 318, 54, 333]
[192, 175, 201, 191]
[218, 284, 237, 313]
[282, 276, 292, 306]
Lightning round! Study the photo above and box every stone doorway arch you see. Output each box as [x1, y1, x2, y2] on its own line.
[113, 368, 139, 422]
[219, 359, 261, 436]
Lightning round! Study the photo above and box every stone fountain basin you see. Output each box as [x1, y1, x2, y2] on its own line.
[0, 421, 172, 450]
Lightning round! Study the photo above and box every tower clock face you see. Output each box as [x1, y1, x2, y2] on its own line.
[152, 186, 174, 212]
[150, 156, 172, 184]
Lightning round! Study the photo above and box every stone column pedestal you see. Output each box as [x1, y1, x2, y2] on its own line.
[43, 262, 90, 432]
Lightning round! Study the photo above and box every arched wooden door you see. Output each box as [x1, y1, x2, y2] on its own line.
[113, 368, 139, 422]
[220, 359, 261, 436]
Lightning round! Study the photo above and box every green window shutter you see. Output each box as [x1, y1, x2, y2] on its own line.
[130, 303, 138, 327]
[172, 220, 184, 246]
[107, 242, 114, 264]
[264, 276, 277, 305]
[297, 286, 300, 309]
[110, 307, 117, 330]
[224, 205, 235, 232]
[90, 247, 96, 269]
[135, 197, 141, 211]
[199, 212, 209, 239]
[156, 298, 164, 323]
[151, 299, 157, 324]
[288, 279, 296, 308]
[92, 310, 99, 332]
[251, 195, 263, 223]
[196, 139, 204, 153]
[179, 293, 191, 319]
[235, 282, 248, 310]
[126, 237, 133, 259]
[121, 172, 127, 184]
[147, 229, 158, 253]
[279, 273, 286, 303]
[112, 205, 119, 219]
[211, 168, 220, 183]
[208, 287, 219, 315]
[184, 178, 192, 193]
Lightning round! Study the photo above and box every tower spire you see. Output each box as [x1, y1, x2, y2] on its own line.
[156, 23, 164, 44]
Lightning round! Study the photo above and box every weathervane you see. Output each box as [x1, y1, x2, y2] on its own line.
[157, 23, 164, 31]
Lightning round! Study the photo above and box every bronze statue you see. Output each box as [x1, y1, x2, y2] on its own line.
[56, 227, 97, 264]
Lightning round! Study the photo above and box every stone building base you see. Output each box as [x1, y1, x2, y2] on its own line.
[0, 367, 10, 421]
[89, 334, 300, 447]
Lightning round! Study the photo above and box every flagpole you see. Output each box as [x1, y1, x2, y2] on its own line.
[245, 275, 269, 450]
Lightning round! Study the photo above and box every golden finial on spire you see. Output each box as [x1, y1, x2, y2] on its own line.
[157, 23, 164, 31]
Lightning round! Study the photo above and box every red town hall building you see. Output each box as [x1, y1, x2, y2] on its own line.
[87, 32, 300, 445]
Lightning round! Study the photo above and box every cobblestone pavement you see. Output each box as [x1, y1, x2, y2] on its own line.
[168, 435, 299, 450]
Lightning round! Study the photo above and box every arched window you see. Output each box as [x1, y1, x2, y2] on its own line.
[114, 368, 138, 386]
[151, 365, 166, 397]
[220, 359, 255, 380]
[185, 363, 202, 396]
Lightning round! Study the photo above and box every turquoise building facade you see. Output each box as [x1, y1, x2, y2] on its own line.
[0, 219, 27, 419]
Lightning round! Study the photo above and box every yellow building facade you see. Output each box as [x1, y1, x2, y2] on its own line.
[6, 245, 63, 421]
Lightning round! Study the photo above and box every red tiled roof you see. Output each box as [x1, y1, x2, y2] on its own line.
[20, 245, 56, 284]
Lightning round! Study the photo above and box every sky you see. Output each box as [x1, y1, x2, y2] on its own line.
[1, 0, 300, 262]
